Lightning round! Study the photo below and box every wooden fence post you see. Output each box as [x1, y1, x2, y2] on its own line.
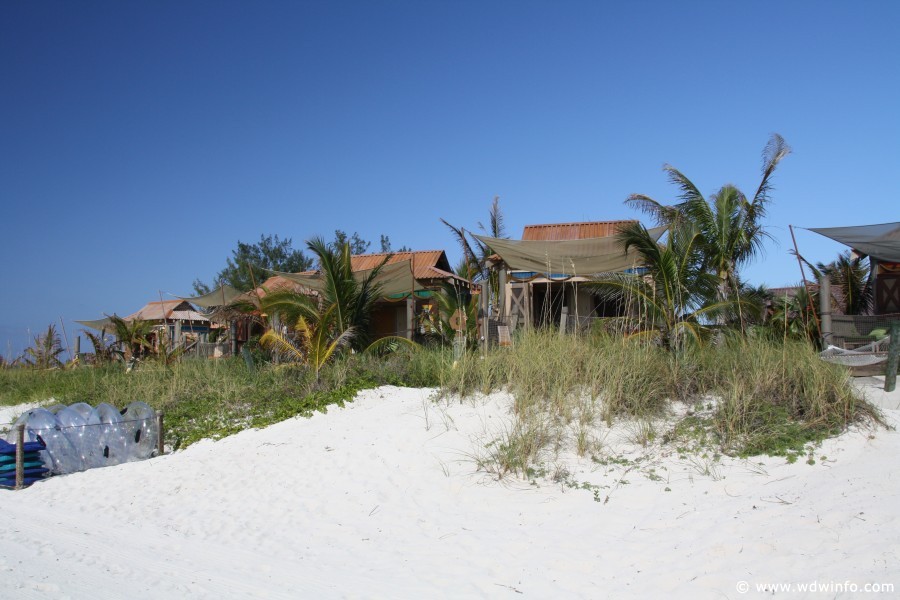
[15, 423, 25, 490]
[885, 321, 900, 393]
[156, 411, 165, 456]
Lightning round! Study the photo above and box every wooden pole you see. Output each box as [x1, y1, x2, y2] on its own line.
[156, 411, 165, 456]
[819, 274, 832, 347]
[885, 321, 900, 393]
[789, 225, 821, 336]
[15, 423, 25, 490]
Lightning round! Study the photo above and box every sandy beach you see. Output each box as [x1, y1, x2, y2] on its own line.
[1, 379, 898, 598]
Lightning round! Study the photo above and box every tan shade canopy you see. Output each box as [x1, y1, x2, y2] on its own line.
[266, 259, 417, 298]
[808, 222, 900, 263]
[473, 226, 667, 275]
[75, 317, 115, 332]
[178, 284, 243, 308]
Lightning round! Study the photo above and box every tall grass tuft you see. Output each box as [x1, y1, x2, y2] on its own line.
[439, 328, 883, 477]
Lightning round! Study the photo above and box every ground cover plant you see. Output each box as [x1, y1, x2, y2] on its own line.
[0, 349, 446, 450]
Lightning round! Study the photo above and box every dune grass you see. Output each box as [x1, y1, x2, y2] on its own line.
[441, 329, 883, 476]
[1, 330, 881, 476]
[0, 350, 447, 449]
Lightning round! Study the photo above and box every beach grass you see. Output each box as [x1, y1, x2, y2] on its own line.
[0, 330, 882, 472]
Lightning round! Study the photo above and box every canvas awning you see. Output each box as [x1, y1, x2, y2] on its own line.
[808, 222, 900, 263]
[266, 259, 417, 298]
[75, 317, 115, 332]
[178, 284, 243, 308]
[473, 226, 667, 275]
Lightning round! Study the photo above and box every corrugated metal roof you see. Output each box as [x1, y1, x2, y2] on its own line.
[521, 220, 637, 241]
[350, 250, 452, 281]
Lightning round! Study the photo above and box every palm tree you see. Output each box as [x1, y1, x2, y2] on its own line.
[441, 196, 507, 297]
[801, 251, 873, 316]
[22, 324, 65, 369]
[590, 222, 748, 350]
[260, 303, 355, 380]
[627, 134, 791, 306]
[109, 316, 155, 360]
[259, 237, 389, 371]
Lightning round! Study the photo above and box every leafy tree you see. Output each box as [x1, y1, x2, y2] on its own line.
[330, 230, 371, 255]
[626, 134, 790, 306]
[22, 324, 65, 369]
[379, 234, 411, 253]
[194, 234, 313, 294]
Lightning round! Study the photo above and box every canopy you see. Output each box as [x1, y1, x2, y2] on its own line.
[473, 226, 667, 276]
[75, 317, 115, 333]
[178, 284, 243, 308]
[808, 222, 900, 263]
[266, 259, 417, 298]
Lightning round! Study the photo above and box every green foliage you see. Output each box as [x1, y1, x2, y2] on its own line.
[802, 250, 873, 316]
[441, 330, 880, 477]
[621, 133, 789, 336]
[591, 222, 744, 350]
[0, 352, 446, 451]
[329, 230, 370, 255]
[379, 234, 411, 253]
[422, 282, 479, 348]
[109, 316, 154, 360]
[194, 234, 313, 294]
[22, 324, 65, 369]
[81, 330, 120, 365]
[441, 196, 507, 292]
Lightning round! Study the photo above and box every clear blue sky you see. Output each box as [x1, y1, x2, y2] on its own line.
[2, 0, 898, 359]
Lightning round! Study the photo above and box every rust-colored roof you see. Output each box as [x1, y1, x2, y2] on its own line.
[253, 275, 315, 299]
[350, 250, 454, 281]
[521, 220, 637, 241]
[124, 300, 208, 322]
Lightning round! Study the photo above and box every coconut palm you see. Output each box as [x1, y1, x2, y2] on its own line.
[590, 222, 747, 350]
[627, 134, 791, 306]
[260, 304, 354, 380]
[801, 251, 873, 316]
[22, 324, 65, 369]
[441, 196, 507, 297]
[109, 316, 155, 360]
[259, 237, 389, 371]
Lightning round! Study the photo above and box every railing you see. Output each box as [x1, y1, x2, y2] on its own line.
[828, 313, 900, 349]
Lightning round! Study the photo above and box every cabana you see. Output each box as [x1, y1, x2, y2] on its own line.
[268, 250, 469, 340]
[474, 221, 666, 332]
[809, 222, 900, 314]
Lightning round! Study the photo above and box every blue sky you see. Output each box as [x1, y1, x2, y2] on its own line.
[2, 0, 898, 359]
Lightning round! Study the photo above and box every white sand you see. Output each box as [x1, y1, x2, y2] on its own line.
[2, 381, 899, 598]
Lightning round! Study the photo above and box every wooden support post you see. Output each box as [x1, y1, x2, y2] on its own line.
[819, 275, 832, 347]
[74, 335, 81, 361]
[156, 411, 165, 456]
[406, 297, 415, 340]
[15, 423, 25, 490]
[230, 321, 238, 357]
[559, 306, 568, 336]
[498, 269, 507, 319]
[481, 285, 489, 356]
[885, 322, 900, 393]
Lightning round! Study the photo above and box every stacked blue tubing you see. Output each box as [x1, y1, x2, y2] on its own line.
[0, 438, 49, 488]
